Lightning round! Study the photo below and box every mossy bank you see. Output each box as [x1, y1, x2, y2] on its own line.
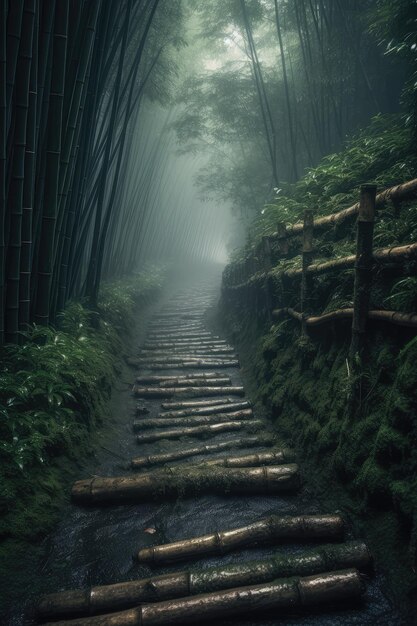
[0, 268, 164, 608]
[220, 114, 417, 620]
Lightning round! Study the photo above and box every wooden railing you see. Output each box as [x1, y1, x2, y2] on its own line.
[222, 179, 417, 364]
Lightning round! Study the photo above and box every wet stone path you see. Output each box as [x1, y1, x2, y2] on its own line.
[32, 278, 401, 625]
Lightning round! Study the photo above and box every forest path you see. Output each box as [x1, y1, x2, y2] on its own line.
[34, 276, 400, 626]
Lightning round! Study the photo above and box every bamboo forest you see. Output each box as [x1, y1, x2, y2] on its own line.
[1, 1, 417, 624]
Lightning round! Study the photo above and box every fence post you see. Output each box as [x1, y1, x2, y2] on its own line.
[262, 236, 272, 270]
[349, 184, 377, 366]
[277, 222, 289, 256]
[301, 210, 314, 335]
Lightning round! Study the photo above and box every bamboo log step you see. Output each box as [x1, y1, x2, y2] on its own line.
[137, 514, 344, 564]
[133, 386, 245, 398]
[71, 464, 299, 505]
[132, 409, 254, 430]
[139, 348, 235, 356]
[128, 359, 240, 370]
[158, 401, 251, 418]
[142, 341, 230, 349]
[147, 331, 215, 338]
[134, 354, 238, 364]
[36, 541, 371, 621]
[130, 435, 276, 468]
[140, 378, 233, 388]
[135, 419, 262, 443]
[40, 570, 364, 625]
[135, 373, 225, 384]
[161, 398, 243, 410]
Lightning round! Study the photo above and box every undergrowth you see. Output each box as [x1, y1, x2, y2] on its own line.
[0, 267, 164, 542]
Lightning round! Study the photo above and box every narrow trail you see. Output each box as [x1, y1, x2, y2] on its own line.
[32, 276, 400, 626]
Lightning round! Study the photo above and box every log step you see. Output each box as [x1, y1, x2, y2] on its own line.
[158, 400, 251, 418]
[132, 409, 254, 430]
[136, 514, 345, 564]
[71, 464, 299, 505]
[161, 397, 245, 410]
[39, 570, 364, 625]
[36, 542, 370, 621]
[130, 435, 276, 468]
[135, 419, 262, 443]
[133, 386, 245, 398]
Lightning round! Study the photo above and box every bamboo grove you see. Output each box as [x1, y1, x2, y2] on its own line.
[0, 0, 185, 346]
[175, 0, 412, 216]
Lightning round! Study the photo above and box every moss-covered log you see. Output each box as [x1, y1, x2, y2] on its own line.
[135, 373, 224, 384]
[272, 307, 417, 329]
[134, 354, 238, 364]
[130, 435, 275, 468]
[161, 398, 240, 410]
[128, 359, 240, 370]
[145, 378, 233, 388]
[142, 341, 230, 349]
[71, 464, 299, 505]
[132, 409, 254, 430]
[157, 400, 251, 418]
[137, 514, 344, 564]
[133, 386, 244, 398]
[36, 542, 371, 620]
[40, 570, 364, 625]
[135, 419, 262, 443]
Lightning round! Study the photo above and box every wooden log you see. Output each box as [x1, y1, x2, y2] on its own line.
[143, 340, 228, 348]
[36, 541, 371, 620]
[157, 378, 233, 388]
[282, 241, 417, 279]
[273, 177, 417, 239]
[133, 386, 245, 398]
[132, 409, 254, 430]
[129, 360, 240, 370]
[130, 436, 275, 468]
[135, 373, 224, 384]
[137, 514, 344, 564]
[39, 569, 364, 625]
[134, 354, 238, 364]
[157, 401, 251, 418]
[350, 184, 376, 364]
[147, 332, 215, 340]
[273, 307, 417, 329]
[71, 463, 299, 505]
[138, 348, 236, 356]
[161, 398, 240, 410]
[135, 419, 262, 443]
[203, 448, 296, 467]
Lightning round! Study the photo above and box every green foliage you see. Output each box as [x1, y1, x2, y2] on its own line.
[0, 269, 164, 541]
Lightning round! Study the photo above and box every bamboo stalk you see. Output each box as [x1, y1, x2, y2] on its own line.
[135, 419, 262, 443]
[135, 373, 224, 384]
[132, 409, 254, 430]
[40, 569, 364, 625]
[130, 435, 276, 469]
[161, 398, 241, 410]
[157, 401, 251, 418]
[71, 463, 298, 505]
[37, 542, 371, 620]
[133, 386, 244, 398]
[137, 514, 344, 564]
[143, 341, 230, 349]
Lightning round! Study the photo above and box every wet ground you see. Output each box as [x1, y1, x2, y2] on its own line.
[4, 269, 404, 625]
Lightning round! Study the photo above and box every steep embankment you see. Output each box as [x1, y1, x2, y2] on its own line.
[220, 115, 417, 618]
